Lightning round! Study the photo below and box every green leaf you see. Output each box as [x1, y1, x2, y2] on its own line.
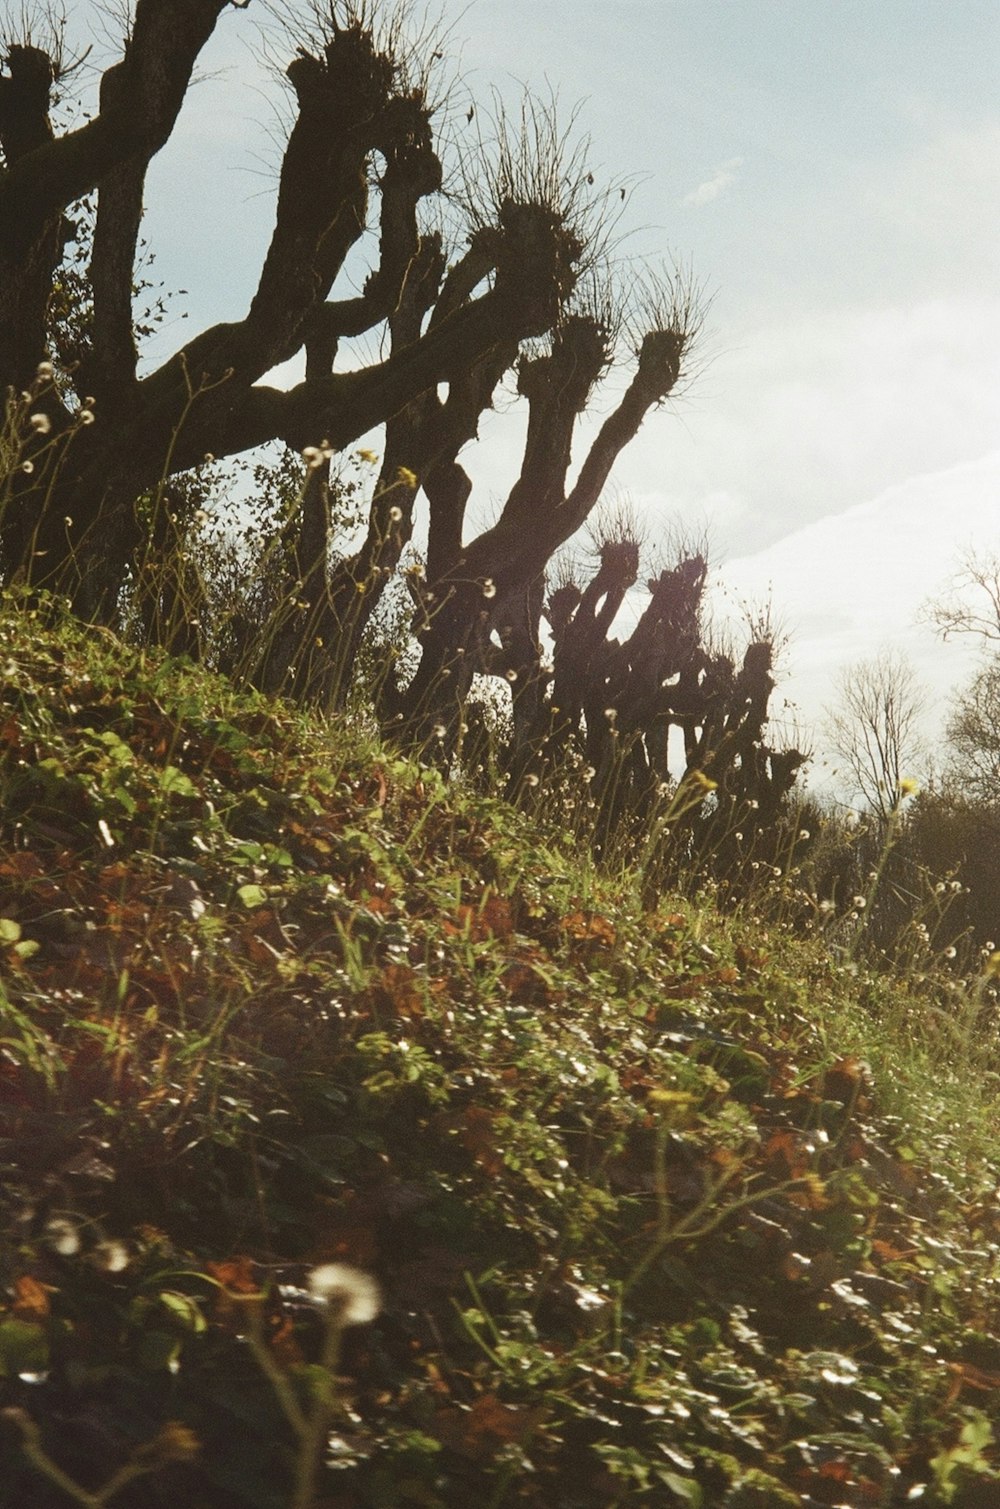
[0, 918, 22, 944]
[157, 1290, 207, 1333]
[160, 765, 198, 797]
[237, 884, 268, 908]
[0, 1319, 49, 1378]
[135, 1328, 182, 1371]
[657, 1473, 703, 1506]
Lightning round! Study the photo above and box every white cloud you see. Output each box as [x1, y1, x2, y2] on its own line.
[608, 293, 1000, 562]
[715, 452, 1000, 767]
[863, 122, 1000, 289]
[682, 157, 743, 206]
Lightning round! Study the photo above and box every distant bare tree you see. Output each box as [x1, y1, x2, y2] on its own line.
[923, 547, 1000, 804]
[923, 548, 1000, 643]
[824, 650, 926, 824]
[946, 655, 1000, 804]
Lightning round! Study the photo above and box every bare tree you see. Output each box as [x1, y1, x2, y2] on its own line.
[824, 649, 926, 824]
[923, 547, 1000, 644]
[920, 546, 1000, 806]
[945, 655, 1000, 804]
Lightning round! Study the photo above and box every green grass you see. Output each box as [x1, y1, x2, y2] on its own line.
[2, 590, 1000, 1508]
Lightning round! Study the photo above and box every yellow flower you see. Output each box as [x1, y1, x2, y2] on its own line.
[396, 465, 418, 488]
[357, 448, 379, 464]
[687, 770, 718, 792]
[897, 777, 919, 799]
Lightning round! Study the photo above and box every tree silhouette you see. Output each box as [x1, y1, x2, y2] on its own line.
[0, 2, 707, 738]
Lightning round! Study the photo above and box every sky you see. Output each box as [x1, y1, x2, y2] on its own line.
[84, 1, 1000, 785]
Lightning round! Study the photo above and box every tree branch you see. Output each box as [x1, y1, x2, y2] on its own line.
[0, 1, 234, 247]
[502, 314, 611, 527]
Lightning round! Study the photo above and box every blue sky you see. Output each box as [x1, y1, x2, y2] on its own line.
[115, 1, 1000, 770]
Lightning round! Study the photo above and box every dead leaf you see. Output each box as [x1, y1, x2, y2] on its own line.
[562, 911, 616, 947]
[458, 1107, 504, 1177]
[431, 1393, 546, 1461]
[12, 1275, 53, 1319]
[206, 1256, 260, 1295]
[373, 963, 423, 1017]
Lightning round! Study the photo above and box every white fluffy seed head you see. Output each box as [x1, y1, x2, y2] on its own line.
[307, 1264, 381, 1325]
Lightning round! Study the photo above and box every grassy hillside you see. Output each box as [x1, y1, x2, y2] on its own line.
[2, 590, 1000, 1508]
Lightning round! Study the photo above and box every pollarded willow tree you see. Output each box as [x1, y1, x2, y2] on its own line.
[0, 0, 709, 749]
[0, 5, 579, 600]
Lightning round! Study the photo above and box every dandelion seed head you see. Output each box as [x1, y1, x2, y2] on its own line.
[44, 1217, 80, 1256]
[29, 412, 51, 434]
[36, 361, 54, 382]
[78, 409, 95, 426]
[91, 1240, 129, 1273]
[482, 579, 496, 599]
[307, 1263, 381, 1324]
[388, 505, 403, 522]
[20, 461, 34, 474]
